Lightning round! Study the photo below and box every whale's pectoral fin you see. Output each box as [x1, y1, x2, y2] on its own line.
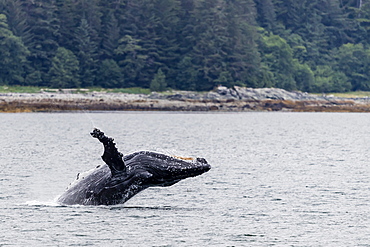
[90, 128, 126, 176]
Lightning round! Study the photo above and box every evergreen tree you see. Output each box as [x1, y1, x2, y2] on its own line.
[75, 18, 98, 87]
[317, 0, 353, 48]
[224, 0, 261, 87]
[101, 11, 120, 59]
[0, 14, 29, 85]
[151, 0, 181, 87]
[175, 56, 198, 90]
[115, 35, 146, 87]
[118, 0, 157, 87]
[150, 68, 167, 91]
[175, 0, 199, 88]
[274, 0, 303, 31]
[77, 0, 102, 46]
[190, 0, 231, 90]
[55, 0, 79, 52]
[1, 0, 31, 44]
[255, 0, 277, 31]
[24, 70, 42, 86]
[48, 47, 80, 88]
[23, 0, 60, 85]
[177, 0, 197, 55]
[353, 2, 370, 43]
[96, 59, 124, 88]
[303, 12, 329, 66]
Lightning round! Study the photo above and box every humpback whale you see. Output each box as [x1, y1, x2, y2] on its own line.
[57, 129, 211, 206]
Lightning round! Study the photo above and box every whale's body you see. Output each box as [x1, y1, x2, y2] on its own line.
[57, 129, 211, 206]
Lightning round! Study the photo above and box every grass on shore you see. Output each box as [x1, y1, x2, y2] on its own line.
[0, 85, 44, 93]
[0, 86, 151, 94]
[2, 85, 370, 98]
[329, 91, 370, 98]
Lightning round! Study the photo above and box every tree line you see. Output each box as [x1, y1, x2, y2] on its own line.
[0, 0, 370, 92]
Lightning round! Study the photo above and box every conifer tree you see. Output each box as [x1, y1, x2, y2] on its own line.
[115, 35, 146, 87]
[75, 18, 98, 87]
[0, 14, 29, 85]
[175, 56, 198, 90]
[190, 0, 230, 90]
[96, 59, 124, 88]
[150, 68, 167, 92]
[225, 0, 261, 87]
[101, 11, 120, 59]
[151, 0, 181, 87]
[22, 0, 60, 85]
[77, 0, 102, 46]
[48, 47, 80, 88]
[255, 0, 277, 31]
[2, 0, 31, 44]
[56, 0, 79, 52]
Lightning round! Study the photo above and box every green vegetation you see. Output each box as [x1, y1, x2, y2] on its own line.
[0, 86, 43, 93]
[0, 85, 151, 94]
[326, 91, 370, 98]
[1, 0, 370, 93]
[106, 87, 151, 94]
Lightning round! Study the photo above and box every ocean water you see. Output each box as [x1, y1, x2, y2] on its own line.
[1, 112, 369, 246]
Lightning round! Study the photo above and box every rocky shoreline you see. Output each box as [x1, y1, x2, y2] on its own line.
[1, 86, 370, 112]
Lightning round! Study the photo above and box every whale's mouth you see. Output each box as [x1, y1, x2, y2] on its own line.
[172, 155, 195, 161]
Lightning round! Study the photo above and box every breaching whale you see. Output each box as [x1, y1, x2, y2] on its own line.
[57, 129, 211, 206]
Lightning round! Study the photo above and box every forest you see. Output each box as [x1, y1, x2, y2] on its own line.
[0, 0, 369, 92]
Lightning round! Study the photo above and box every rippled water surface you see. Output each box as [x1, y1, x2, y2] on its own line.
[1, 112, 370, 246]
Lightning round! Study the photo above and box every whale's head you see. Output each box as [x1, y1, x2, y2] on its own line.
[124, 151, 211, 187]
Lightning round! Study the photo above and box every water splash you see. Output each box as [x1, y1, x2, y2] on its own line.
[81, 109, 98, 129]
[24, 199, 61, 207]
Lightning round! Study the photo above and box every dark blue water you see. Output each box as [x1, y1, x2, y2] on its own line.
[1, 112, 370, 246]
